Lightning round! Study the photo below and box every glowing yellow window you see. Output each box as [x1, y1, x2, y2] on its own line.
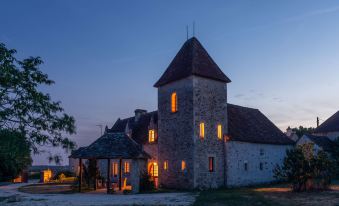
[217, 124, 222, 139]
[181, 160, 186, 171]
[149, 162, 158, 177]
[171, 92, 178, 113]
[113, 162, 118, 176]
[149, 129, 155, 143]
[124, 161, 130, 174]
[199, 122, 205, 138]
[164, 160, 168, 170]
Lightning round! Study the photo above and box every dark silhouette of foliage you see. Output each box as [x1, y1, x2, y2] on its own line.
[0, 129, 32, 181]
[288, 126, 315, 138]
[139, 172, 155, 192]
[0, 43, 76, 163]
[274, 144, 334, 192]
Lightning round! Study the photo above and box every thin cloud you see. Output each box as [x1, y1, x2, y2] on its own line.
[284, 6, 339, 22]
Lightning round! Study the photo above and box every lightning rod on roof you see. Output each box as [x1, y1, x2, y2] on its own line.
[186, 25, 189, 40]
[193, 21, 195, 37]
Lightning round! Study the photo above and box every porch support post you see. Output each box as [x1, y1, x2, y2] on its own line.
[79, 158, 82, 192]
[94, 159, 97, 191]
[119, 158, 122, 191]
[107, 158, 110, 194]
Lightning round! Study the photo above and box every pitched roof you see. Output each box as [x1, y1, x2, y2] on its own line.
[304, 134, 335, 153]
[227, 104, 294, 145]
[154, 37, 231, 87]
[109, 111, 158, 144]
[314, 111, 339, 133]
[69, 132, 150, 159]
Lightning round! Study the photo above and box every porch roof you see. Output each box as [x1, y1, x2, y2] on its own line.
[70, 132, 150, 159]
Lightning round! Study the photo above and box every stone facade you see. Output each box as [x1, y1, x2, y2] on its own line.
[192, 76, 228, 189]
[158, 77, 195, 189]
[226, 141, 291, 186]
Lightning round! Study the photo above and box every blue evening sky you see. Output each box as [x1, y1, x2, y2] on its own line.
[1, 0, 339, 165]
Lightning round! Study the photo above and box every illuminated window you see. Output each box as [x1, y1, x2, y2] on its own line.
[209, 157, 214, 172]
[181, 160, 186, 171]
[217, 124, 222, 139]
[199, 122, 205, 138]
[164, 160, 168, 170]
[124, 161, 130, 174]
[171, 92, 178, 113]
[149, 162, 158, 177]
[113, 162, 118, 177]
[149, 129, 155, 143]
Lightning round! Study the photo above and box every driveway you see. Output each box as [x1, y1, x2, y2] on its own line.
[0, 183, 196, 206]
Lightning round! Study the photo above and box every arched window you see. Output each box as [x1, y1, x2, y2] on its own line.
[217, 124, 222, 139]
[200, 122, 205, 138]
[171, 92, 178, 113]
[181, 160, 186, 171]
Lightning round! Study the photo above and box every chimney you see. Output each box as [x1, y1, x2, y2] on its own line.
[134, 109, 147, 122]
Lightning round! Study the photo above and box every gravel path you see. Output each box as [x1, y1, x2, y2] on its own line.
[0, 183, 196, 206]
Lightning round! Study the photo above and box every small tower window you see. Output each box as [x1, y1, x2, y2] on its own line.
[164, 160, 168, 170]
[149, 129, 155, 143]
[217, 124, 222, 139]
[181, 160, 186, 171]
[260, 162, 264, 171]
[124, 161, 130, 174]
[200, 122, 205, 138]
[171, 92, 178, 113]
[244, 161, 248, 171]
[209, 157, 214, 172]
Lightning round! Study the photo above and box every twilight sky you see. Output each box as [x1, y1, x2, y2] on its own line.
[1, 0, 339, 165]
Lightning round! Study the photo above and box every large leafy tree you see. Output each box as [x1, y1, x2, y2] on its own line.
[0, 43, 76, 162]
[0, 129, 32, 181]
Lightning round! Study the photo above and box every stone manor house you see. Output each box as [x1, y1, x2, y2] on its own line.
[70, 37, 294, 193]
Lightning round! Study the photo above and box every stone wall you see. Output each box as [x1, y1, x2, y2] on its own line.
[158, 77, 195, 189]
[226, 141, 290, 186]
[192, 76, 228, 189]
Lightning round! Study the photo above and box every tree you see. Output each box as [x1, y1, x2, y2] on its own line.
[0, 42, 76, 163]
[288, 126, 315, 138]
[0, 129, 32, 181]
[274, 144, 334, 192]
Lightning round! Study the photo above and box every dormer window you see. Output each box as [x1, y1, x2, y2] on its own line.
[200, 122, 205, 138]
[149, 129, 155, 143]
[171, 92, 178, 113]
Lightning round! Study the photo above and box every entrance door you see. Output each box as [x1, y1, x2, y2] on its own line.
[148, 162, 159, 188]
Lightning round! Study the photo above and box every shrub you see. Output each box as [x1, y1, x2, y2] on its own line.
[139, 172, 155, 192]
[274, 143, 334, 192]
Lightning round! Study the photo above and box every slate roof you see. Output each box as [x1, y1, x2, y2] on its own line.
[69, 132, 150, 159]
[314, 111, 339, 133]
[109, 111, 158, 144]
[154, 37, 231, 87]
[303, 134, 335, 153]
[108, 104, 292, 146]
[227, 104, 294, 145]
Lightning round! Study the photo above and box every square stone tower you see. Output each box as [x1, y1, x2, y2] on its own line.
[154, 37, 231, 189]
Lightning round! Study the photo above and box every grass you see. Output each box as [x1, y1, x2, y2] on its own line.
[193, 182, 339, 206]
[18, 183, 75, 194]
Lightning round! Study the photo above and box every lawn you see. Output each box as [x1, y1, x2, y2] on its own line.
[193, 183, 339, 206]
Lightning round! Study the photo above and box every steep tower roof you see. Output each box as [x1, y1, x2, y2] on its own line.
[154, 37, 231, 87]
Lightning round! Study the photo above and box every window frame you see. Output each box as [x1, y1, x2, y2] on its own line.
[171, 92, 178, 113]
[217, 124, 222, 139]
[124, 161, 130, 174]
[113, 162, 118, 177]
[208, 157, 214, 172]
[181, 160, 186, 171]
[148, 129, 155, 143]
[199, 122, 205, 138]
[164, 160, 168, 171]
